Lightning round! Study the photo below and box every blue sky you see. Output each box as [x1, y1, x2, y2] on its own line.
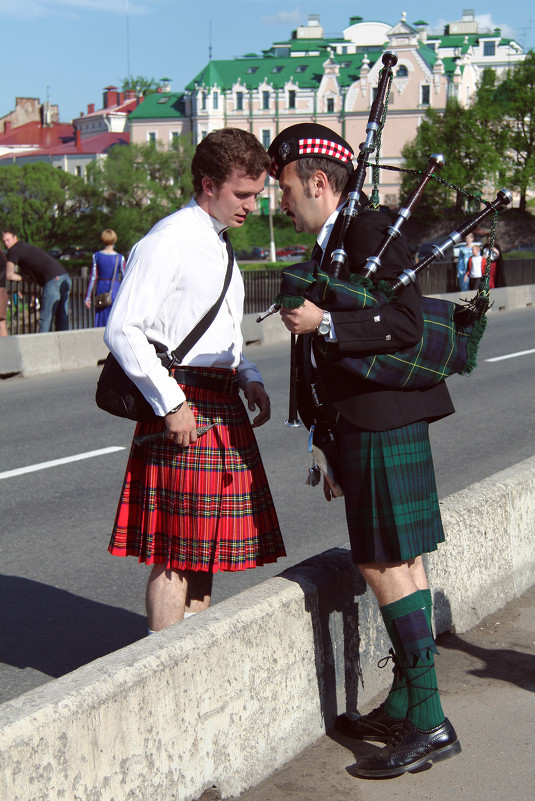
[3, 1, 534, 123]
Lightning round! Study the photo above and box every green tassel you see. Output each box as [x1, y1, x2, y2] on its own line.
[272, 293, 305, 310]
[460, 315, 488, 375]
[348, 274, 375, 290]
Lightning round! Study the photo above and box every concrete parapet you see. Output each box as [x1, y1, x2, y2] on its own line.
[1, 456, 534, 801]
[0, 329, 108, 377]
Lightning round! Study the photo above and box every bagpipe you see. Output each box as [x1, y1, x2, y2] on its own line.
[258, 51, 512, 395]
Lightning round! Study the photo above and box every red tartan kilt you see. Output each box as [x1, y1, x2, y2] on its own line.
[108, 368, 285, 572]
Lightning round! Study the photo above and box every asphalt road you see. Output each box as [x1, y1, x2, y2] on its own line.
[1, 306, 534, 703]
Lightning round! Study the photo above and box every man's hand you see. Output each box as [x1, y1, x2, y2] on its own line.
[244, 381, 271, 428]
[164, 402, 197, 447]
[280, 299, 323, 335]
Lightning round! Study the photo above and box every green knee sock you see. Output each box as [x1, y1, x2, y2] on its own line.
[381, 590, 444, 730]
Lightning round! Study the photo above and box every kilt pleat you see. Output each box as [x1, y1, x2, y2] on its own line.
[336, 418, 445, 563]
[108, 368, 285, 572]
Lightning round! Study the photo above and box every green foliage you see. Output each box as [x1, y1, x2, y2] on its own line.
[121, 76, 164, 96]
[85, 137, 195, 252]
[495, 52, 535, 212]
[400, 90, 504, 218]
[227, 211, 315, 254]
[0, 162, 93, 249]
[401, 57, 535, 218]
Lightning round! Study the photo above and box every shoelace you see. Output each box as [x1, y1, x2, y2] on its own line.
[377, 648, 404, 682]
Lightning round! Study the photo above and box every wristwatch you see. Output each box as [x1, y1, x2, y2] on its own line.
[316, 310, 331, 336]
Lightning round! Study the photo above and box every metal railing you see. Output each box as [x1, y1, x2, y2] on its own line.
[5, 259, 535, 335]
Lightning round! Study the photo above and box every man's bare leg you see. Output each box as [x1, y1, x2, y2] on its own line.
[145, 565, 213, 631]
[358, 555, 428, 605]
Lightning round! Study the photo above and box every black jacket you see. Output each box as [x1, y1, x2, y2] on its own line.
[297, 208, 455, 431]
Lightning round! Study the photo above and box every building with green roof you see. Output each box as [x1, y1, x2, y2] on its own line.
[129, 10, 526, 205]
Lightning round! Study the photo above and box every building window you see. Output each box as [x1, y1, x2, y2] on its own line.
[76, 165, 83, 177]
[288, 90, 296, 109]
[213, 91, 219, 110]
[201, 92, 207, 111]
[421, 85, 430, 105]
[484, 41, 496, 56]
[147, 131, 156, 143]
[262, 91, 270, 110]
[262, 130, 271, 150]
[396, 65, 408, 77]
[170, 131, 180, 147]
[236, 91, 243, 111]
[327, 98, 334, 113]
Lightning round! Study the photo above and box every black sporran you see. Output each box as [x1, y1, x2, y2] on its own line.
[95, 353, 158, 422]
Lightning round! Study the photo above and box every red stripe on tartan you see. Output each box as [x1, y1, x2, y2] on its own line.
[108, 382, 285, 572]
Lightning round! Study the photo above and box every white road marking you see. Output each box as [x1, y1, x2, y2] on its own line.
[485, 348, 535, 363]
[0, 447, 126, 480]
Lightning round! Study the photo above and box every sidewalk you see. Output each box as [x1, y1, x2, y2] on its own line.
[226, 583, 535, 801]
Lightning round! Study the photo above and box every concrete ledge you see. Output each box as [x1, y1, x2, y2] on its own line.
[1, 456, 534, 801]
[0, 329, 108, 377]
[1, 284, 533, 378]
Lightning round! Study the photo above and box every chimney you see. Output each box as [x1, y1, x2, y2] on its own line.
[75, 129, 82, 149]
[87, 103, 95, 114]
[125, 90, 136, 101]
[103, 86, 119, 108]
[4, 120, 12, 133]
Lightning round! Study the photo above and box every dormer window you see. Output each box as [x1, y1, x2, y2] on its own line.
[247, 66, 259, 74]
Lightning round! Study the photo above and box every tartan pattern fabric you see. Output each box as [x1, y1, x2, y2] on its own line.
[108, 367, 285, 572]
[299, 137, 354, 165]
[275, 263, 486, 389]
[393, 608, 439, 663]
[335, 418, 445, 563]
[338, 296, 486, 389]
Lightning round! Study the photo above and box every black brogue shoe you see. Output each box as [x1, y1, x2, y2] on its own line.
[336, 703, 405, 743]
[353, 717, 461, 777]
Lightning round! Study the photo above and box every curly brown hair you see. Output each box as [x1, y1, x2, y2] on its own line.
[192, 128, 270, 195]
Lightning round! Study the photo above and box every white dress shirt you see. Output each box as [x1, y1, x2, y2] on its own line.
[104, 199, 263, 417]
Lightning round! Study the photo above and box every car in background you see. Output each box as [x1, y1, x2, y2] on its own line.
[60, 246, 92, 260]
[276, 244, 308, 261]
[237, 246, 269, 261]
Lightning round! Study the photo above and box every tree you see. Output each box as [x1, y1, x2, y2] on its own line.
[400, 94, 504, 218]
[0, 162, 95, 249]
[495, 52, 535, 213]
[121, 76, 164, 96]
[85, 137, 195, 252]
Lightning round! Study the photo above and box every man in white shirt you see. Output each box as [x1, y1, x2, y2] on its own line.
[105, 128, 285, 632]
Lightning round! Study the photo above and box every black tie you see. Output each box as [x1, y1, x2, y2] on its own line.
[311, 241, 323, 266]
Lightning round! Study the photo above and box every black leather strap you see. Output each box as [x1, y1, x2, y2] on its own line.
[169, 232, 234, 367]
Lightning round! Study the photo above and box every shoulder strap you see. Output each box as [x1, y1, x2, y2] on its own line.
[169, 232, 235, 366]
[108, 255, 120, 290]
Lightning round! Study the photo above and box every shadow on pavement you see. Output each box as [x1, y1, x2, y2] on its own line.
[0, 574, 147, 681]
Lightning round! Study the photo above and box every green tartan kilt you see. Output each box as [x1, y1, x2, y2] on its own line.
[335, 418, 445, 563]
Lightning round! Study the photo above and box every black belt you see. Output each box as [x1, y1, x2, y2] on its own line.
[172, 368, 240, 396]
